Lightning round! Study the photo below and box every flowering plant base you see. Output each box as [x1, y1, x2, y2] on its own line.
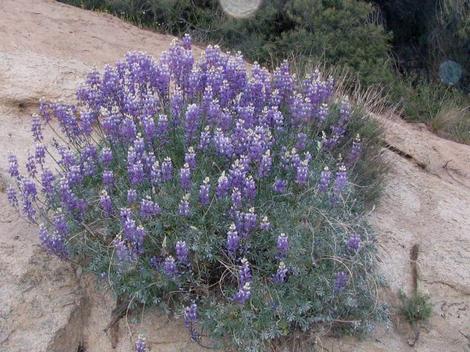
[7, 36, 386, 351]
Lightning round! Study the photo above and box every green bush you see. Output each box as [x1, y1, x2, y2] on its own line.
[399, 291, 432, 324]
[63, 0, 393, 88]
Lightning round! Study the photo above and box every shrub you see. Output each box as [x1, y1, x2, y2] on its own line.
[6, 36, 385, 350]
[399, 291, 432, 324]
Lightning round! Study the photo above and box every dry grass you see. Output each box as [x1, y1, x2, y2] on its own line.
[430, 105, 470, 144]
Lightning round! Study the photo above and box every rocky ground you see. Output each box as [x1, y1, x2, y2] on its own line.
[0, 1, 469, 351]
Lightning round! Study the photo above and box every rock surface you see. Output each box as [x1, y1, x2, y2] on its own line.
[0, 1, 469, 351]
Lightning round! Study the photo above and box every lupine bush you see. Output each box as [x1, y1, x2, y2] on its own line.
[6, 36, 385, 351]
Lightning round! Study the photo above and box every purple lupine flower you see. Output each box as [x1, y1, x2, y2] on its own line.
[295, 159, 309, 185]
[213, 128, 234, 157]
[150, 161, 162, 185]
[317, 103, 328, 122]
[171, 88, 184, 119]
[179, 163, 192, 191]
[334, 271, 348, 293]
[346, 134, 362, 166]
[239, 258, 252, 286]
[243, 175, 256, 201]
[258, 150, 272, 178]
[35, 144, 46, 164]
[22, 178, 37, 199]
[150, 256, 161, 270]
[39, 224, 68, 259]
[175, 240, 189, 263]
[226, 223, 240, 254]
[198, 126, 211, 150]
[198, 177, 210, 206]
[184, 303, 199, 341]
[131, 225, 146, 255]
[53, 212, 69, 237]
[184, 303, 198, 328]
[31, 115, 43, 142]
[232, 258, 253, 304]
[163, 255, 177, 277]
[184, 147, 196, 170]
[101, 147, 113, 167]
[161, 157, 173, 182]
[133, 135, 145, 155]
[120, 117, 137, 142]
[233, 282, 251, 304]
[127, 189, 137, 205]
[295, 132, 308, 151]
[58, 147, 77, 169]
[26, 154, 37, 178]
[178, 194, 191, 217]
[135, 335, 148, 352]
[231, 187, 242, 209]
[182, 33, 192, 50]
[156, 114, 169, 139]
[21, 198, 36, 220]
[318, 166, 331, 193]
[113, 237, 135, 270]
[119, 207, 132, 223]
[333, 165, 348, 197]
[289, 148, 301, 168]
[123, 216, 137, 240]
[99, 190, 112, 216]
[142, 115, 156, 141]
[8, 154, 19, 178]
[347, 234, 361, 252]
[273, 178, 287, 194]
[140, 197, 161, 218]
[67, 165, 83, 185]
[216, 171, 229, 198]
[7, 185, 18, 207]
[102, 170, 114, 188]
[128, 160, 144, 186]
[41, 169, 55, 196]
[260, 216, 271, 231]
[277, 233, 289, 258]
[242, 208, 257, 236]
[184, 104, 201, 142]
[273, 261, 288, 283]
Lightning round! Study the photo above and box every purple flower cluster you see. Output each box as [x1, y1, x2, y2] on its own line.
[347, 233, 361, 252]
[346, 134, 362, 166]
[163, 255, 177, 277]
[184, 303, 199, 341]
[226, 223, 240, 255]
[199, 177, 211, 206]
[334, 271, 349, 293]
[175, 240, 189, 263]
[39, 224, 68, 259]
[135, 335, 148, 352]
[233, 258, 252, 304]
[4, 35, 369, 339]
[274, 261, 288, 283]
[140, 197, 161, 218]
[277, 233, 289, 258]
[333, 164, 348, 199]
